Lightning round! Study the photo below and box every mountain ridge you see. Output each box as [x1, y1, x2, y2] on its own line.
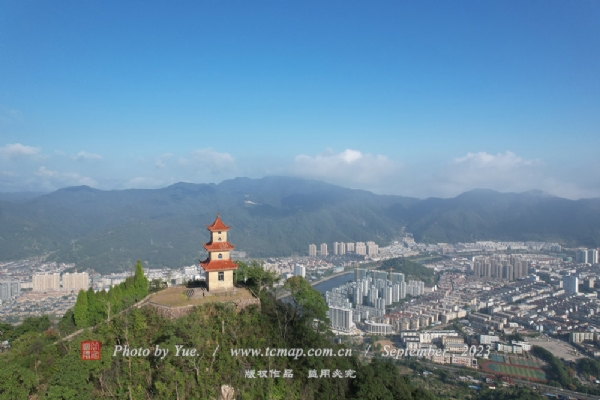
[0, 176, 598, 273]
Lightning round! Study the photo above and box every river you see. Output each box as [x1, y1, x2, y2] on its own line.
[312, 272, 354, 295]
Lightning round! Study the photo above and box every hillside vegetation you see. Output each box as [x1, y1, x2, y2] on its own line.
[380, 257, 436, 285]
[1, 177, 599, 273]
[0, 265, 435, 400]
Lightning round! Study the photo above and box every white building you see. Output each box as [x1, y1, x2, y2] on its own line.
[355, 242, 367, 255]
[308, 244, 317, 257]
[329, 307, 354, 332]
[588, 249, 599, 264]
[62, 272, 90, 291]
[364, 320, 393, 335]
[33, 273, 61, 292]
[320, 243, 328, 257]
[294, 265, 306, 278]
[479, 334, 500, 345]
[366, 241, 379, 256]
[576, 249, 589, 264]
[0, 281, 20, 301]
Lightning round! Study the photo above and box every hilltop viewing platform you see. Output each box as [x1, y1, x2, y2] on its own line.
[146, 285, 260, 318]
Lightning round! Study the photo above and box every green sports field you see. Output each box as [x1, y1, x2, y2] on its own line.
[489, 354, 505, 363]
[508, 357, 544, 368]
[481, 361, 547, 381]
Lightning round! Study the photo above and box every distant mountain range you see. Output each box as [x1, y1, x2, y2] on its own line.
[0, 176, 599, 273]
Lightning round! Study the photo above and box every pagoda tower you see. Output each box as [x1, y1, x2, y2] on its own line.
[200, 213, 238, 292]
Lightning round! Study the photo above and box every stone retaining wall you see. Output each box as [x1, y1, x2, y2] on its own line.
[145, 298, 261, 319]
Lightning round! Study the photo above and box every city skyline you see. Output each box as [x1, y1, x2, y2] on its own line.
[1, 2, 599, 198]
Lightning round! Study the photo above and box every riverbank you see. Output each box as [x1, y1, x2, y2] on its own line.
[310, 270, 353, 286]
[276, 271, 354, 300]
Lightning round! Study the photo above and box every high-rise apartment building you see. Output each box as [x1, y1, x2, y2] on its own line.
[588, 249, 599, 264]
[354, 286, 363, 305]
[576, 249, 589, 264]
[389, 272, 405, 283]
[328, 307, 353, 332]
[308, 244, 317, 257]
[564, 276, 579, 294]
[320, 243, 328, 257]
[346, 242, 355, 252]
[62, 272, 90, 291]
[0, 281, 20, 301]
[473, 255, 529, 281]
[366, 241, 379, 256]
[355, 242, 366, 255]
[355, 268, 368, 281]
[337, 242, 346, 255]
[294, 265, 306, 278]
[33, 273, 61, 292]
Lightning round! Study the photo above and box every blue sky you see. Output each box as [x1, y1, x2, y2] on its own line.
[1, 1, 599, 198]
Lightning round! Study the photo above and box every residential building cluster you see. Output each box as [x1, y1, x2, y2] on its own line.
[309, 241, 379, 257]
[472, 255, 530, 281]
[325, 268, 430, 333]
[31, 271, 90, 292]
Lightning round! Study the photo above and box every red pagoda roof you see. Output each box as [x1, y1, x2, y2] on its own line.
[206, 213, 230, 232]
[199, 258, 238, 272]
[203, 241, 235, 251]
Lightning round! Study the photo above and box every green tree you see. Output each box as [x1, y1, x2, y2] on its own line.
[58, 309, 77, 336]
[283, 276, 328, 324]
[108, 284, 123, 313]
[133, 260, 149, 300]
[73, 289, 89, 328]
[3, 315, 51, 341]
[236, 260, 279, 294]
[0, 363, 36, 400]
[149, 278, 167, 293]
[46, 352, 94, 400]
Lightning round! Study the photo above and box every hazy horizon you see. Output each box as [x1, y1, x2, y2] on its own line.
[0, 175, 593, 201]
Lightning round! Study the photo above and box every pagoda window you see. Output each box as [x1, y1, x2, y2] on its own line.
[218, 253, 223, 259]
[218, 272, 224, 281]
[218, 237, 222, 242]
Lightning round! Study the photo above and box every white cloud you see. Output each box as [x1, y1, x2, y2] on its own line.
[73, 151, 103, 161]
[0, 143, 41, 159]
[33, 166, 97, 188]
[453, 151, 540, 169]
[36, 166, 59, 177]
[179, 148, 236, 174]
[431, 151, 539, 195]
[155, 153, 173, 169]
[292, 148, 397, 184]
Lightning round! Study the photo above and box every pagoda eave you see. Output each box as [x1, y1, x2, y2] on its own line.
[203, 242, 235, 251]
[200, 259, 238, 272]
[206, 213, 231, 232]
